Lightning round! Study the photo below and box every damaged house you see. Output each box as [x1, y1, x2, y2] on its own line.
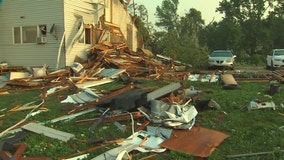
[0, 0, 138, 70]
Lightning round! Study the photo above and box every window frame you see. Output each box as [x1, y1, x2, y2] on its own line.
[13, 24, 47, 44]
[77, 24, 92, 45]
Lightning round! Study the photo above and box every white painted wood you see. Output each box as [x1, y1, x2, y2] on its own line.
[0, 0, 137, 69]
[0, 0, 65, 69]
[147, 82, 182, 101]
[22, 122, 75, 142]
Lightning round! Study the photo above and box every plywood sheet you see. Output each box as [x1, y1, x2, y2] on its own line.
[160, 126, 229, 158]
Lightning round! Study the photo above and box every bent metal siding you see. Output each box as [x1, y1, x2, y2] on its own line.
[63, 0, 96, 67]
[0, 0, 65, 69]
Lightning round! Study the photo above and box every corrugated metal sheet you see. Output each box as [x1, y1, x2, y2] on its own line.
[61, 88, 101, 104]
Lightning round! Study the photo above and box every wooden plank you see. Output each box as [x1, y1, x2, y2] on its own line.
[9, 72, 30, 80]
[147, 82, 181, 101]
[22, 122, 74, 142]
[272, 71, 284, 81]
[75, 111, 144, 124]
[75, 78, 113, 89]
[221, 74, 238, 85]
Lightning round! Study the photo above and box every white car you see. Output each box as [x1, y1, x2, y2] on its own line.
[266, 49, 284, 70]
[208, 50, 236, 70]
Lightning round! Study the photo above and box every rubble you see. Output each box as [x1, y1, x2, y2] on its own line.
[2, 41, 280, 159]
[0, 68, 230, 159]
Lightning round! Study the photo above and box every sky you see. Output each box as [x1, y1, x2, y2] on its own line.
[133, 0, 224, 25]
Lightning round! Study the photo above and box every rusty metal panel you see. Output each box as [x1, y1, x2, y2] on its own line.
[160, 126, 229, 158]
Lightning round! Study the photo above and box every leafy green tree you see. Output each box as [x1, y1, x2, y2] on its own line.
[217, 0, 263, 54]
[266, 16, 284, 49]
[128, 1, 154, 48]
[155, 0, 179, 31]
[180, 8, 204, 46]
[153, 0, 181, 62]
[153, 0, 209, 68]
[178, 8, 208, 68]
[266, 1, 284, 49]
[215, 0, 284, 64]
[201, 20, 242, 51]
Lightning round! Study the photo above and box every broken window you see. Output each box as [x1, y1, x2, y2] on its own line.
[78, 23, 92, 44]
[39, 24, 47, 36]
[85, 24, 92, 44]
[13, 25, 47, 44]
[77, 22, 85, 44]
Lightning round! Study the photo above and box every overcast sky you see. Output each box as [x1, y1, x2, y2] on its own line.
[132, 0, 224, 25]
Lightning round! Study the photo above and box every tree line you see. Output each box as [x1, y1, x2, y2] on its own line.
[128, 0, 284, 69]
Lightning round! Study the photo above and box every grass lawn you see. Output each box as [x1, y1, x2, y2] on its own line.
[0, 78, 283, 159]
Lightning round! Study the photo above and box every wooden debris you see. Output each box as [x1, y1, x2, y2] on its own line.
[21, 122, 75, 142]
[220, 74, 240, 89]
[0, 143, 52, 160]
[76, 111, 144, 124]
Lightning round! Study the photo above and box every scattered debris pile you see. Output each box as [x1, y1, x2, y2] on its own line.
[0, 75, 229, 159]
[77, 42, 191, 81]
[0, 42, 283, 159]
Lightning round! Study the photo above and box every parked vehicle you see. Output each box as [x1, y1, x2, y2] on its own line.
[266, 49, 284, 70]
[208, 50, 236, 70]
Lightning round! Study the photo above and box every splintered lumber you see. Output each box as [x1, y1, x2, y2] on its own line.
[75, 111, 144, 124]
[272, 70, 284, 81]
[0, 143, 52, 160]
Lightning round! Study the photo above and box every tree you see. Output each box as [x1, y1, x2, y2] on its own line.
[180, 8, 204, 46]
[201, 20, 242, 51]
[216, 0, 280, 55]
[153, 0, 208, 68]
[266, 16, 284, 49]
[155, 0, 179, 31]
[128, 1, 154, 48]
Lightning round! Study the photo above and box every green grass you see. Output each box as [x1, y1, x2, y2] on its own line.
[0, 79, 283, 159]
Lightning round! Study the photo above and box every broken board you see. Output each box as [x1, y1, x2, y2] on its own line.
[22, 122, 75, 142]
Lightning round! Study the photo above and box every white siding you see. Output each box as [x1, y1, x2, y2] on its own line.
[106, 0, 137, 50]
[0, 0, 65, 69]
[63, 0, 101, 66]
[0, 0, 137, 69]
